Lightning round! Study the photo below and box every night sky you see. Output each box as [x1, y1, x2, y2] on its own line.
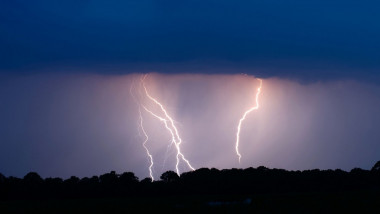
[1, 1, 380, 179]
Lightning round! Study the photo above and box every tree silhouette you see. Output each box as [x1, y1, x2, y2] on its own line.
[371, 160, 380, 171]
[0, 173, 5, 183]
[99, 171, 118, 185]
[119, 172, 138, 185]
[23, 172, 43, 184]
[160, 171, 179, 183]
[0, 160, 379, 206]
[64, 176, 80, 185]
[140, 177, 152, 184]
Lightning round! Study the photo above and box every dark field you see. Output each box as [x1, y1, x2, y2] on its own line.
[1, 191, 379, 213]
[1, 163, 380, 213]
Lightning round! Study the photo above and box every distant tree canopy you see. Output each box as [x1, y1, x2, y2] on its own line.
[140, 177, 152, 184]
[0, 160, 379, 200]
[0, 173, 6, 182]
[23, 172, 43, 184]
[371, 160, 380, 171]
[160, 171, 179, 183]
[119, 172, 139, 184]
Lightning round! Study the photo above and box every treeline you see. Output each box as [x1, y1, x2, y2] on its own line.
[1, 161, 380, 200]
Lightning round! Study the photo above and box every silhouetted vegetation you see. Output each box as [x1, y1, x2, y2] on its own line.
[1, 161, 380, 213]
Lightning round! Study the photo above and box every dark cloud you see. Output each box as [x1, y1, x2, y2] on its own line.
[0, 1, 379, 82]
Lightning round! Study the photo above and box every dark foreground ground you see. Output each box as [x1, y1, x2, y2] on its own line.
[1, 190, 379, 214]
[2, 163, 380, 213]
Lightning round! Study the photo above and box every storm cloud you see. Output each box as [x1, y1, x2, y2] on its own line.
[1, 1, 380, 82]
[1, 73, 379, 179]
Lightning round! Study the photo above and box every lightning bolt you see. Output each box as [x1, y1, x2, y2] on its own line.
[138, 109, 154, 181]
[130, 82, 155, 181]
[235, 78, 263, 163]
[140, 104, 176, 171]
[141, 74, 195, 175]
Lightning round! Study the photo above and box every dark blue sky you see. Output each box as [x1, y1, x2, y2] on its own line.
[1, 0, 380, 81]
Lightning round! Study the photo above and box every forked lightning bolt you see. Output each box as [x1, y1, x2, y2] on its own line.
[141, 75, 195, 175]
[138, 109, 154, 181]
[235, 78, 263, 163]
[130, 82, 155, 181]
